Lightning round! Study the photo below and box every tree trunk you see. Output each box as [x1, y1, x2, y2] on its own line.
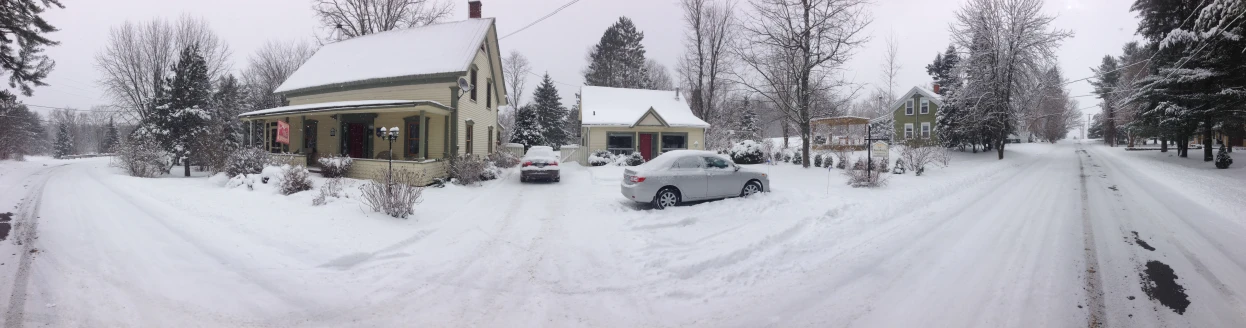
[1178, 135, 1188, 157]
[996, 139, 1005, 160]
[1127, 132, 1135, 148]
[1160, 137, 1168, 152]
[800, 123, 811, 168]
[184, 155, 191, 177]
[782, 122, 790, 149]
[1203, 120, 1214, 162]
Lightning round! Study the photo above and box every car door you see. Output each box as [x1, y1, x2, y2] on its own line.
[702, 156, 737, 198]
[670, 155, 707, 201]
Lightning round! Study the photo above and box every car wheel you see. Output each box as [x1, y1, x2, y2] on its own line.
[521, 175, 528, 183]
[554, 176, 560, 182]
[741, 181, 762, 197]
[653, 188, 680, 209]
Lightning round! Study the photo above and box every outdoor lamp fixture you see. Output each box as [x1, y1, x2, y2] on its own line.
[382, 126, 400, 183]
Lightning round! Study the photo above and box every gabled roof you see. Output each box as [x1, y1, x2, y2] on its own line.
[579, 86, 710, 128]
[274, 18, 495, 94]
[888, 86, 944, 111]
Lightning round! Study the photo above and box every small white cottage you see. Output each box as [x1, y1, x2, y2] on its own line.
[578, 86, 710, 161]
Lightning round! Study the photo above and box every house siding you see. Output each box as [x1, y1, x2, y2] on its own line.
[286, 82, 454, 106]
[584, 126, 706, 153]
[893, 93, 940, 143]
[453, 28, 503, 157]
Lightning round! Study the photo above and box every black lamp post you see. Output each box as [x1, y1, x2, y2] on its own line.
[378, 126, 400, 183]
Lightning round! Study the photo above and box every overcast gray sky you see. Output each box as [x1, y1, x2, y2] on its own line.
[15, 0, 1140, 130]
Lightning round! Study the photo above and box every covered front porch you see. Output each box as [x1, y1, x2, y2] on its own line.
[239, 100, 454, 182]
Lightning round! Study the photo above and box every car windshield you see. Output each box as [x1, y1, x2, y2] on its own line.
[8, 1, 1240, 326]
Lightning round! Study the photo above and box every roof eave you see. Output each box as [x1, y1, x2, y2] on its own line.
[238, 100, 452, 119]
[275, 71, 464, 96]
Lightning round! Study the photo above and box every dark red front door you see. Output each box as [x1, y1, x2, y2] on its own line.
[639, 133, 654, 160]
[347, 123, 366, 158]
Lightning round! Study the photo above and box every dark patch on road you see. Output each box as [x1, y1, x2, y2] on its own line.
[1131, 231, 1155, 251]
[1140, 260, 1190, 314]
[0, 222, 9, 241]
[0, 212, 12, 222]
[1108, 185, 1119, 191]
[1127, 296, 1135, 300]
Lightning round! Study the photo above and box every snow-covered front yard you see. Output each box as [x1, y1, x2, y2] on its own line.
[1, 140, 1244, 327]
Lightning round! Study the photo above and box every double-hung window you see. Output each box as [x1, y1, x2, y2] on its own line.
[607, 133, 634, 156]
[469, 68, 478, 102]
[906, 100, 914, 115]
[920, 99, 930, 114]
[904, 123, 914, 139]
[921, 122, 931, 139]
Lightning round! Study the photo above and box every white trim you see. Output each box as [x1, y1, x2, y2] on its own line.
[904, 123, 914, 139]
[920, 122, 931, 139]
[920, 99, 930, 114]
[905, 100, 914, 115]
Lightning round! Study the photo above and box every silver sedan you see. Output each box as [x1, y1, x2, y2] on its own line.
[620, 150, 769, 209]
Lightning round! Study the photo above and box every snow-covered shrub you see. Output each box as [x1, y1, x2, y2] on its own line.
[360, 169, 425, 218]
[317, 154, 354, 178]
[589, 149, 615, 166]
[279, 165, 313, 195]
[312, 177, 344, 206]
[114, 136, 171, 178]
[892, 159, 906, 174]
[729, 140, 764, 164]
[625, 152, 645, 166]
[845, 158, 888, 188]
[791, 151, 803, 166]
[225, 147, 274, 177]
[487, 151, 521, 168]
[783, 152, 792, 163]
[834, 149, 849, 169]
[900, 140, 940, 176]
[448, 154, 489, 185]
[760, 140, 776, 163]
[1215, 145, 1233, 169]
[814, 154, 824, 167]
[876, 156, 889, 173]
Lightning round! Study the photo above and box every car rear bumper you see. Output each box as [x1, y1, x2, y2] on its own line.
[521, 169, 560, 180]
[621, 183, 656, 203]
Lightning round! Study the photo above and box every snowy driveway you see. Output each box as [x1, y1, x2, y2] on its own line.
[1, 141, 1244, 327]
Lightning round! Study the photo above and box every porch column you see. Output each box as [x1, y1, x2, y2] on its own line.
[419, 110, 427, 159]
[449, 85, 460, 156]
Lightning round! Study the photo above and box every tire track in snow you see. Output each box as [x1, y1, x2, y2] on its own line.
[1075, 145, 1107, 327]
[2, 165, 55, 328]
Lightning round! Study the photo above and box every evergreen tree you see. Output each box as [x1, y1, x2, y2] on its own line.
[212, 74, 245, 149]
[0, 102, 48, 159]
[1090, 56, 1120, 146]
[583, 17, 651, 89]
[100, 117, 119, 153]
[0, 0, 64, 101]
[532, 74, 568, 146]
[510, 104, 545, 147]
[925, 45, 960, 96]
[134, 44, 214, 176]
[738, 100, 760, 141]
[929, 44, 966, 148]
[54, 121, 72, 158]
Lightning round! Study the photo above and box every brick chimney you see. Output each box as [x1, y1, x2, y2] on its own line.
[932, 82, 941, 95]
[469, 1, 482, 19]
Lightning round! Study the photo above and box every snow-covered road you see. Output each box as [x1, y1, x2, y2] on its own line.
[1, 141, 1243, 327]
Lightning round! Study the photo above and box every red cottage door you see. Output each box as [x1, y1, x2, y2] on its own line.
[347, 123, 367, 158]
[639, 133, 654, 160]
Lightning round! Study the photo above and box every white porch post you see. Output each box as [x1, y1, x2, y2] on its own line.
[419, 110, 427, 159]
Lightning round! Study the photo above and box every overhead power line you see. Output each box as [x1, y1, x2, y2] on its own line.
[500, 0, 585, 40]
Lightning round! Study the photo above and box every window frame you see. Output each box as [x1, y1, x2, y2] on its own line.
[487, 126, 494, 153]
[465, 124, 474, 155]
[921, 122, 931, 139]
[606, 132, 635, 156]
[405, 120, 421, 158]
[906, 99, 914, 115]
[659, 132, 688, 153]
[920, 99, 930, 114]
[904, 123, 914, 139]
[486, 80, 493, 109]
[469, 68, 478, 102]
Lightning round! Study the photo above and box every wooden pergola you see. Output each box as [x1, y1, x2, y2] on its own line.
[811, 116, 871, 150]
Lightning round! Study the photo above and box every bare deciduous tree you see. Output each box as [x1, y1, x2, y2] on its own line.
[243, 39, 317, 110]
[646, 59, 674, 91]
[678, 0, 738, 123]
[736, 0, 871, 168]
[879, 33, 901, 101]
[313, 0, 454, 42]
[501, 50, 530, 108]
[95, 15, 232, 122]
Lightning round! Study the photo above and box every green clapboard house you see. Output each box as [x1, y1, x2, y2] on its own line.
[891, 86, 943, 143]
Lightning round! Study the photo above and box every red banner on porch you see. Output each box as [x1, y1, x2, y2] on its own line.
[276, 120, 291, 145]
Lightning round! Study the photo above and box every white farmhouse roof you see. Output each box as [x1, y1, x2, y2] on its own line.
[274, 18, 494, 94]
[579, 86, 710, 128]
[238, 100, 449, 118]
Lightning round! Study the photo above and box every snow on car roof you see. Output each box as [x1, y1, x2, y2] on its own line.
[636, 150, 724, 170]
[274, 18, 494, 94]
[579, 86, 710, 128]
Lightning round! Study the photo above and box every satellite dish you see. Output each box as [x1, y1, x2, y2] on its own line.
[457, 77, 473, 92]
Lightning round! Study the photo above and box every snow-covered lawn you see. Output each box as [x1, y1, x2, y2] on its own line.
[1, 141, 1244, 327]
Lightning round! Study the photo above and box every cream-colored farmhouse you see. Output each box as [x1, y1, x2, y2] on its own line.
[578, 86, 709, 162]
[239, 1, 505, 182]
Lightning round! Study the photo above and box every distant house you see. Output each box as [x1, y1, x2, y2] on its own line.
[238, 1, 505, 183]
[891, 86, 942, 143]
[578, 86, 709, 161]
